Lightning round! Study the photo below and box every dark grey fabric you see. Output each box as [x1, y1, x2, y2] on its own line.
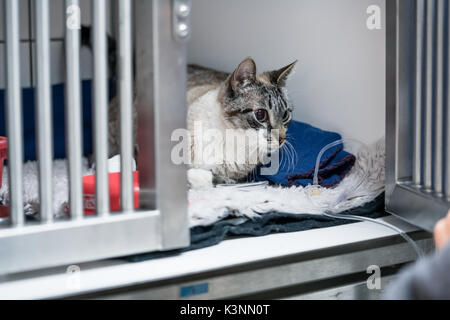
[125, 194, 385, 262]
[384, 244, 450, 300]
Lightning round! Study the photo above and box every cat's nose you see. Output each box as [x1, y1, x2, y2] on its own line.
[279, 137, 286, 145]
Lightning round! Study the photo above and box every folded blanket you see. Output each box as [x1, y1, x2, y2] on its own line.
[256, 121, 355, 187]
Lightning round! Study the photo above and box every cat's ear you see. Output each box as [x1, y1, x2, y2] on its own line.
[231, 58, 257, 92]
[271, 60, 297, 87]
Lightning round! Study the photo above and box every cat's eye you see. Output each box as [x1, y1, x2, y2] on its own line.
[255, 109, 268, 123]
[282, 111, 291, 123]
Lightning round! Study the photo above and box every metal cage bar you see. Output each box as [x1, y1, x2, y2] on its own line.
[118, 0, 134, 212]
[4, 0, 25, 226]
[35, 0, 54, 223]
[413, 0, 425, 187]
[65, 0, 84, 219]
[386, 0, 450, 231]
[135, 0, 189, 249]
[92, 0, 110, 216]
[422, 0, 435, 192]
[446, 0, 450, 201]
[433, 0, 445, 196]
[0, 0, 190, 275]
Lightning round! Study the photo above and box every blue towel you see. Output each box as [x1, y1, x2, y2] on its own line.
[0, 80, 114, 161]
[256, 121, 355, 187]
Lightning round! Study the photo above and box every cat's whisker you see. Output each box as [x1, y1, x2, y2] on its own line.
[284, 140, 295, 172]
[288, 140, 299, 172]
[284, 141, 292, 171]
[283, 143, 291, 171]
[280, 143, 290, 172]
[288, 141, 296, 171]
[280, 145, 287, 171]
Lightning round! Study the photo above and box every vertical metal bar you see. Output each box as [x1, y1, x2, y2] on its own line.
[135, 0, 156, 210]
[35, 0, 54, 223]
[65, 0, 84, 219]
[413, 0, 425, 186]
[385, 0, 399, 199]
[445, 0, 450, 201]
[422, 0, 435, 192]
[433, 0, 444, 196]
[92, 0, 110, 216]
[135, 0, 189, 249]
[4, 0, 24, 226]
[118, 0, 134, 212]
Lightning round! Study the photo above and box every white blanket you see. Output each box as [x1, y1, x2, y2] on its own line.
[0, 140, 385, 227]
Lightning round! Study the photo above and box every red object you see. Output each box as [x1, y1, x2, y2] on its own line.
[0, 137, 8, 218]
[83, 171, 140, 214]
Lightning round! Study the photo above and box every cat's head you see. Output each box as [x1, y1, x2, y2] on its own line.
[219, 57, 297, 155]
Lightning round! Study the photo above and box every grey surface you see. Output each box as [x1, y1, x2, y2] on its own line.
[284, 275, 397, 300]
[78, 238, 433, 300]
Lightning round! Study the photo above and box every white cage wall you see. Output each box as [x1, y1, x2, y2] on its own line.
[188, 0, 386, 145]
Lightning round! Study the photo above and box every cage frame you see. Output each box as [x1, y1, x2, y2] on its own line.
[385, 0, 450, 232]
[0, 0, 190, 275]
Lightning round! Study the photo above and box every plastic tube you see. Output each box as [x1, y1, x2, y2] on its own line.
[312, 138, 424, 259]
[323, 211, 424, 259]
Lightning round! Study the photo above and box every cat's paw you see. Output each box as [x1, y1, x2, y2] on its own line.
[188, 168, 213, 189]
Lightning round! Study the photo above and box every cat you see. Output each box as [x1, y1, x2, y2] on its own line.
[186, 58, 296, 186]
[81, 27, 296, 186]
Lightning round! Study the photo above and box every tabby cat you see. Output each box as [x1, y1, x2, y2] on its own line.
[185, 58, 296, 185]
[82, 27, 296, 186]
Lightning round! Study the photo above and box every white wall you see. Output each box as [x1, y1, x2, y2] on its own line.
[188, 0, 386, 144]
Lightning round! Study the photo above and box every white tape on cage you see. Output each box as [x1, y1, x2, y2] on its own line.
[65, 0, 84, 219]
[118, 0, 135, 212]
[4, 0, 25, 226]
[35, 0, 54, 223]
[92, 0, 110, 216]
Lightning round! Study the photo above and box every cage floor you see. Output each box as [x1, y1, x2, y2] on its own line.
[0, 214, 431, 299]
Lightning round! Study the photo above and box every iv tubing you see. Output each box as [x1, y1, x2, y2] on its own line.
[313, 138, 424, 259]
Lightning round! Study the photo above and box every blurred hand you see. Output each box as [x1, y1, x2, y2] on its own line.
[434, 210, 450, 250]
